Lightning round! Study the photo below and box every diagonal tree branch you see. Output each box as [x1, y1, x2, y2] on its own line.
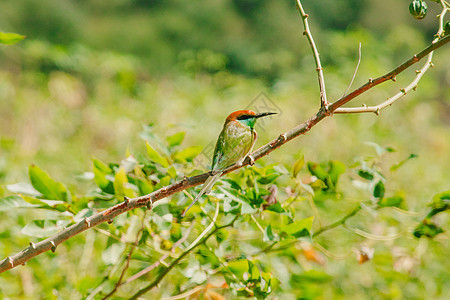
[1, 6, 449, 275]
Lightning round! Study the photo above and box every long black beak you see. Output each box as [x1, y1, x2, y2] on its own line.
[255, 112, 277, 119]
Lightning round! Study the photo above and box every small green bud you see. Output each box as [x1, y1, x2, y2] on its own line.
[409, 0, 427, 20]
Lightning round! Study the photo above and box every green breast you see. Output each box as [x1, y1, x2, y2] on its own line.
[212, 121, 254, 171]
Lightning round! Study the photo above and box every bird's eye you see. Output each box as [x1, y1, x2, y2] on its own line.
[237, 114, 253, 120]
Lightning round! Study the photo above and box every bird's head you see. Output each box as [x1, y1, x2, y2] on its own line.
[226, 110, 277, 130]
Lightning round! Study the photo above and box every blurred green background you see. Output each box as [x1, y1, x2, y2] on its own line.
[0, 0, 449, 299]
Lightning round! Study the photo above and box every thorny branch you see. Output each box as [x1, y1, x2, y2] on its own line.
[0, 0, 449, 278]
[334, 3, 449, 114]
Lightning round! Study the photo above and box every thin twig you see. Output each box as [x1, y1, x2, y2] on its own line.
[342, 42, 362, 97]
[312, 205, 361, 238]
[185, 202, 219, 252]
[296, 0, 329, 109]
[343, 224, 401, 241]
[124, 221, 196, 284]
[101, 211, 147, 299]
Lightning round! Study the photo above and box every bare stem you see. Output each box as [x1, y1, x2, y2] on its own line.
[296, 0, 329, 109]
[312, 205, 361, 238]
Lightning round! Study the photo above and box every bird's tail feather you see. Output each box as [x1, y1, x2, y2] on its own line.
[182, 172, 222, 217]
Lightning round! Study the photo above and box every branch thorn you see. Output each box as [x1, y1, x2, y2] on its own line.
[146, 197, 153, 210]
[7, 257, 14, 267]
[248, 154, 255, 166]
[107, 219, 113, 224]
[391, 76, 397, 82]
[29, 242, 36, 249]
[412, 85, 418, 91]
[50, 241, 57, 253]
[415, 70, 421, 74]
[84, 217, 91, 228]
[429, 62, 434, 68]
[368, 78, 373, 83]
[124, 196, 130, 204]
[400, 88, 407, 95]
[375, 108, 380, 116]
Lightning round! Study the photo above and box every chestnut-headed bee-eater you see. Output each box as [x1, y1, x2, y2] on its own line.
[182, 110, 276, 216]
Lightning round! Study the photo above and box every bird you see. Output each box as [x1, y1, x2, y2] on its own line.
[182, 110, 276, 216]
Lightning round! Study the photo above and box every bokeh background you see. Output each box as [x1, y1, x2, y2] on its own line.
[0, 0, 449, 298]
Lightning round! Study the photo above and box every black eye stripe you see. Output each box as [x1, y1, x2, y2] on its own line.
[236, 114, 254, 120]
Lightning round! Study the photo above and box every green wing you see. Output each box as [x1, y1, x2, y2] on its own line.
[211, 123, 254, 171]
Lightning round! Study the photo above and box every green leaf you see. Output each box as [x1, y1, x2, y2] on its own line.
[263, 224, 275, 242]
[167, 166, 177, 178]
[155, 175, 171, 190]
[167, 132, 185, 147]
[257, 173, 280, 184]
[358, 170, 374, 180]
[22, 219, 71, 238]
[0, 196, 36, 210]
[307, 162, 328, 181]
[135, 179, 153, 195]
[260, 272, 280, 294]
[113, 167, 135, 198]
[146, 142, 169, 167]
[22, 195, 68, 212]
[29, 165, 68, 201]
[282, 216, 314, 238]
[266, 202, 284, 213]
[328, 160, 345, 186]
[0, 32, 25, 45]
[93, 158, 115, 194]
[414, 221, 444, 238]
[93, 158, 113, 174]
[227, 259, 250, 279]
[373, 181, 385, 199]
[174, 146, 202, 162]
[241, 202, 258, 214]
[379, 195, 403, 207]
[292, 155, 304, 177]
[427, 190, 450, 218]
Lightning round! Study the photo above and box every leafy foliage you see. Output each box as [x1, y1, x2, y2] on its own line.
[0, 0, 449, 299]
[1, 132, 448, 298]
